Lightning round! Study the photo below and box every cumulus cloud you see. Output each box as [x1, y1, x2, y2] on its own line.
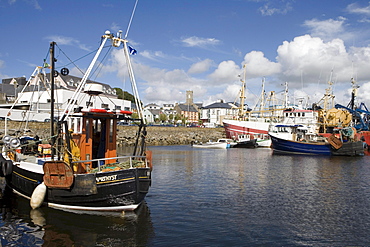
[357, 81, 370, 104]
[106, 49, 209, 103]
[188, 59, 214, 74]
[208, 60, 240, 84]
[243, 51, 281, 78]
[276, 35, 352, 84]
[271, 33, 370, 106]
[102, 19, 370, 107]
[181, 36, 221, 48]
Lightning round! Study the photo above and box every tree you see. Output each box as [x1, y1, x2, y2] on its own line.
[174, 114, 182, 122]
[113, 88, 139, 104]
[169, 114, 174, 123]
[159, 113, 168, 123]
[114, 87, 124, 99]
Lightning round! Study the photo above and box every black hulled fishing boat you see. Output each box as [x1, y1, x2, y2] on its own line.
[0, 30, 152, 212]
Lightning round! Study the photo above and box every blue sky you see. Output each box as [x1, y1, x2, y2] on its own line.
[1, 0, 370, 108]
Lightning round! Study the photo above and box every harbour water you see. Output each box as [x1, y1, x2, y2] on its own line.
[1, 145, 370, 246]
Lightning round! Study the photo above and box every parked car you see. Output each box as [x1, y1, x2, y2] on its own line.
[44, 117, 59, 122]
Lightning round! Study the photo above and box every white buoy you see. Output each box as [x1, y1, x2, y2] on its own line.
[30, 182, 47, 209]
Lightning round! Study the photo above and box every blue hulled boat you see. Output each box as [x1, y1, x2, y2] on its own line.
[269, 124, 364, 156]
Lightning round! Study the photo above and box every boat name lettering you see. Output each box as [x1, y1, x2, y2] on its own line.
[96, 175, 117, 182]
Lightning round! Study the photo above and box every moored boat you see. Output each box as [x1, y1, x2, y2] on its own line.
[223, 66, 290, 147]
[0, 30, 152, 212]
[191, 139, 234, 149]
[269, 124, 364, 156]
[231, 134, 257, 148]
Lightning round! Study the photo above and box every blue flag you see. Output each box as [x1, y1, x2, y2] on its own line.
[128, 45, 137, 55]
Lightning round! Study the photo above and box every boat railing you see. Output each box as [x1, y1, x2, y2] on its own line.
[72, 155, 148, 173]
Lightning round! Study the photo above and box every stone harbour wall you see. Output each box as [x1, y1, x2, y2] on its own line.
[117, 126, 226, 146]
[0, 121, 226, 146]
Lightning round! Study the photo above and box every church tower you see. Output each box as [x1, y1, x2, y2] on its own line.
[185, 90, 193, 105]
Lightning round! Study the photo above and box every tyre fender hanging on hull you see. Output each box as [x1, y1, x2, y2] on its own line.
[2, 160, 13, 177]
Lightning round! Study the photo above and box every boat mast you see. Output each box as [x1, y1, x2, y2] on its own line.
[50, 41, 56, 159]
[122, 37, 144, 121]
[61, 34, 109, 120]
[348, 77, 358, 110]
[238, 64, 247, 119]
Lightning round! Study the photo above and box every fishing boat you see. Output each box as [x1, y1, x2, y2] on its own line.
[223, 66, 288, 146]
[269, 124, 364, 156]
[0, 30, 152, 212]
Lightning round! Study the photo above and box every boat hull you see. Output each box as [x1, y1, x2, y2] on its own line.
[270, 135, 331, 155]
[5, 163, 151, 211]
[256, 139, 272, 147]
[223, 119, 270, 138]
[331, 141, 365, 156]
[270, 135, 364, 156]
[192, 142, 229, 149]
[232, 139, 257, 148]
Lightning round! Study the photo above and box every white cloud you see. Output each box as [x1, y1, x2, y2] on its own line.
[259, 1, 292, 16]
[103, 29, 370, 107]
[347, 2, 370, 15]
[140, 50, 166, 61]
[208, 60, 240, 84]
[44, 35, 91, 52]
[181, 36, 221, 48]
[303, 17, 349, 41]
[357, 81, 370, 104]
[243, 51, 281, 78]
[276, 35, 352, 84]
[188, 59, 214, 74]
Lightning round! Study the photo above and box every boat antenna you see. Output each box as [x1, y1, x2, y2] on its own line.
[124, 0, 139, 39]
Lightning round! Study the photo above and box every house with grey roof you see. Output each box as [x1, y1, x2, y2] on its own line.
[200, 100, 239, 127]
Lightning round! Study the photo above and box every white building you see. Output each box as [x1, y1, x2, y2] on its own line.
[200, 100, 238, 127]
[0, 70, 131, 122]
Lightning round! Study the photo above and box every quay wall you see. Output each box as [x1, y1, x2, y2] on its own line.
[0, 121, 226, 146]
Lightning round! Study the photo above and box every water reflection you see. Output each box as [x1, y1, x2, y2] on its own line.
[0, 182, 154, 247]
[2, 146, 370, 246]
[147, 146, 370, 246]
